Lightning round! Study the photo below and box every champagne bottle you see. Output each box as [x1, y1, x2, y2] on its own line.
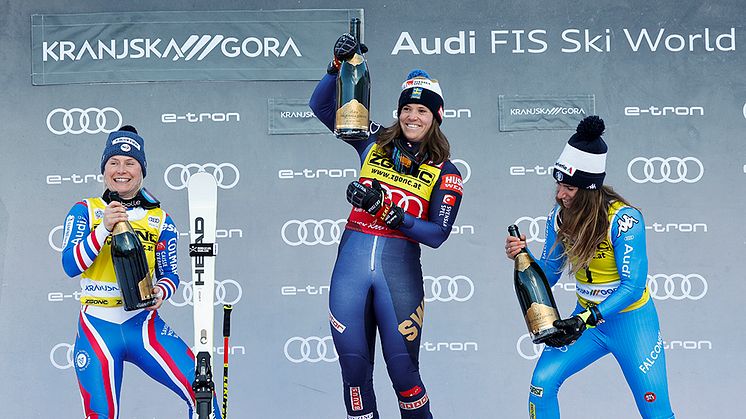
[110, 192, 156, 311]
[334, 17, 370, 140]
[508, 224, 561, 344]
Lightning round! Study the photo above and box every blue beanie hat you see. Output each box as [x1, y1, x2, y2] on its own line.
[100, 125, 147, 177]
[398, 69, 445, 124]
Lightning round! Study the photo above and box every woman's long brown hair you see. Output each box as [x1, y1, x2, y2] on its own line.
[376, 119, 451, 165]
[555, 185, 633, 274]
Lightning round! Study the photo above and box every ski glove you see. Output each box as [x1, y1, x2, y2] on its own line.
[545, 306, 604, 348]
[346, 180, 405, 229]
[327, 33, 369, 74]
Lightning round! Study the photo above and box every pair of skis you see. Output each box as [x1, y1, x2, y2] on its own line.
[187, 171, 234, 419]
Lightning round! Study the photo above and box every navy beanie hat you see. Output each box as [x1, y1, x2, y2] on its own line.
[397, 69, 445, 124]
[100, 125, 147, 177]
[552, 115, 607, 190]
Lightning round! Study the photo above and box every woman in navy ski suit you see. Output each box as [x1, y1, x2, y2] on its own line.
[310, 34, 463, 419]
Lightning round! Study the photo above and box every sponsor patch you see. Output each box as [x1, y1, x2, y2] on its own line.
[644, 392, 656, 403]
[148, 215, 161, 228]
[350, 387, 363, 411]
[399, 392, 429, 410]
[529, 402, 536, 419]
[616, 214, 640, 237]
[112, 136, 141, 150]
[156, 241, 166, 251]
[530, 384, 544, 398]
[75, 349, 91, 371]
[442, 194, 456, 206]
[329, 312, 346, 333]
[347, 413, 374, 419]
[440, 174, 463, 195]
[399, 386, 423, 398]
[62, 215, 75, 248]
[94, 209, 104, 219]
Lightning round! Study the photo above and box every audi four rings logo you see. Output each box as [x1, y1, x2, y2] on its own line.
[46, 107, 122, 135]
[516, 333, 543, 360]
[513, 216, 548, 243]
[49, 225, 64, 252]
[168, 279, 242, 307]
[281, 219, 346, 246]
[647, 274, 708, 300]
[50, 343, 75, 369]
[361, 180, 425, 217]
[424, 275, 474, 302]
[452, 159, 472, 184]
[284, 336, 338, 363]
[164, 163, 240, 190]
[515, 333, 567, 360]
[627, 157, 704, 184]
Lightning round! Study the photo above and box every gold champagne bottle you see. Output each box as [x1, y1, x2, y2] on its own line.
[508, 224, 561, 344]
[110, 192, 156, 311]
[334, 17, 370, 140]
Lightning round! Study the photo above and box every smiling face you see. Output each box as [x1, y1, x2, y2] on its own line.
[103, 155, 143, 199]
[556, 182, 579, 208]
[398, 104, 434, 142]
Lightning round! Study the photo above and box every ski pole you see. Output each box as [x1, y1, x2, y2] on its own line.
[222, 304, 233, 419]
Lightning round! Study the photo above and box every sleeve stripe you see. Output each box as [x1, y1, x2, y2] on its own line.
[74, 243, 89, 271]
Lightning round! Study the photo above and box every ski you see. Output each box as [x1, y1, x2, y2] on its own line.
[188, 170, 218, 419]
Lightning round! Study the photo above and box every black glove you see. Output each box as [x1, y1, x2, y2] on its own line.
[346, 180, 383, 214]
[327, 33, 369, 74]
[383, 205, 405, 229]
[544, 307, 603, 348]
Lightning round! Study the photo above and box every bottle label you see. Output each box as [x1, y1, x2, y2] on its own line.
[347, 53, 364, 66]
[137, 273, 154, 300]
[336, 99, 369, 130]
[525, 302, 560, 335]
[515, 253, 532, 272]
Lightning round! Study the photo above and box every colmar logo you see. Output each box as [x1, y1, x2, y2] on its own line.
[442, 195, 456, 206]
[644, 392, 656, 403]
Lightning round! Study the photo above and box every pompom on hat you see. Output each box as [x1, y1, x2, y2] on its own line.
[552, 115, 607, 190]
[397, 69, 445, 124]
[100, 125, 147, 177]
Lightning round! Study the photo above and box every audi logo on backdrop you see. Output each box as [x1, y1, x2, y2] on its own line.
[281, 219, 346, 246]
[50, 343, 75, 369]
[513, 216, 548, 243]
[516, 333, 543, 360]
[647, 274, 707, 301]
[164, 163, 240, 190]
[516, 333, 568, 360]
[451, 159, 472, 184]
[424, 275, 474, 302]
[168, 279, 243, 307]
[284, 336, 338, 363]
[49, 225, 64, 252]
[627, 157, 704, 184]
[46, 107, 122, 135]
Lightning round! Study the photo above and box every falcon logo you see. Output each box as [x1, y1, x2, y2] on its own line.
[616, 214, 639, 237]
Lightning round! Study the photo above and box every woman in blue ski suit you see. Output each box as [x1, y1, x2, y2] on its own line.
[61, 125, 221, 419]
[505, 116, 675, 419]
